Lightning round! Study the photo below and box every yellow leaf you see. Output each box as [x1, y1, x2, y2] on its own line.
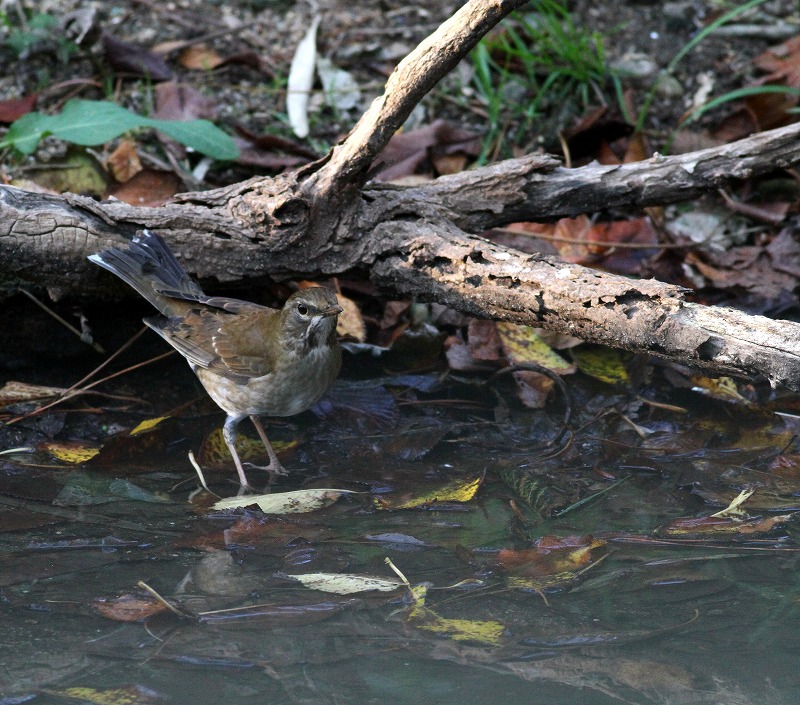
[571, 344, 630, 385]
[378, 475, 482, 510]
[690, 375, 750, 404]
[198, 427, 298, 468]
[129, 416, 170, 435]
[496, 322, 574, 373]
[44, 686, 156, 705]
[40, 441, 100, 464]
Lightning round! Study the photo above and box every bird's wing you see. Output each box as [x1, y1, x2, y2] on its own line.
[146, 305, 281, 383]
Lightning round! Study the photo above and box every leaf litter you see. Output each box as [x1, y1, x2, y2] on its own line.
[2, 0, 800, 702]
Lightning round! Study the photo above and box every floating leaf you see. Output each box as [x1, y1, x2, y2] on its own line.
[129, 416, 170, 436]
[377, 475, 482, 510]
[406, 584, 503, 645]
[1, 99, 238, 160]
[213, 488, 356, 514]
[287, 572, 405, 594]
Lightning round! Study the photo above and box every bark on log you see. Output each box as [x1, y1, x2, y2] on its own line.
[2, 0, 800, 388]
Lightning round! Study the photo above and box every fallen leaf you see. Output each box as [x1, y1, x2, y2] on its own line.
[197, 426, 297, 469]
[153, 81, 215, 121]
[0, 92, 38, 123]
[571, 345, 630, 385]
[213, 488, 356, 513]
[39, 440, 100, 464]
[406, 584, 503, 645]
[287, 16, 321, 138]
[178, 43, 224, 70]
[93, 594, 168, 622]
[317, 56, 361, 111]
[105, 139, 142, 182]
[0, 380, 68, 407]
[377, 475, 482, 510]
[287, 572, 405, 594]
[107, 169, 182, 207]
[102, 32, 172, 80]
[373, 119, 481, 181]
[334, 292, 367, 342]
[43, 685, 162, 705]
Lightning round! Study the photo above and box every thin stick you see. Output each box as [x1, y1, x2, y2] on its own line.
[18, 288, 105, 353]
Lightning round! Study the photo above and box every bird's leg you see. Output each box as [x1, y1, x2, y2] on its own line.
[222, 415, 252, 489]
[247, 415, 288, 477]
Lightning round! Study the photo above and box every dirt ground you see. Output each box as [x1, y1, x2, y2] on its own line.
[1, 0, 796, 156]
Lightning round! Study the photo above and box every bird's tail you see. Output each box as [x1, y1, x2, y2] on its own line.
[88, 230, 204, 317]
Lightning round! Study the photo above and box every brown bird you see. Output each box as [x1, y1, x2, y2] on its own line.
[89, 230, 342, 488]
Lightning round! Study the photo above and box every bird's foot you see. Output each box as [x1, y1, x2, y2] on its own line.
[244, 462, 289, 476]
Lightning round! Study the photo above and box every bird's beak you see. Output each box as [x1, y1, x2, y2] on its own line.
[322, 304, 343, 317]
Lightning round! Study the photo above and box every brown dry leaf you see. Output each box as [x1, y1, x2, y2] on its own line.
[93, 594, 168, 622]
[753, 34, 800, 87]
[373, 119, 481, 181]
[0, 92, 37, 123]
[494, 535, 607, 585]
[102, 32, 172, 80]
[335, 292, 367, 342]
[431, 152, 468, 175]
[467, 319, 502, 361]
[105, 139, 142, 183]
[153, 81, 215, 121]
[178, 43, 224, 70]
[106, 169, 182, 207]
[0, 380, 68, 407]
[656, 514, 791, 537]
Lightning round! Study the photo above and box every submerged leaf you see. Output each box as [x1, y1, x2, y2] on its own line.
[377, 475, 482, 510]
[287, 572, 405, 594]
[39, 440, 100, 464]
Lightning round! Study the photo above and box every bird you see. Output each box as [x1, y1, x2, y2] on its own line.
[88, 230, 342, 488]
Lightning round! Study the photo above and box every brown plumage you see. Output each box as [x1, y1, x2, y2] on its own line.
[89, 230, 342, 487]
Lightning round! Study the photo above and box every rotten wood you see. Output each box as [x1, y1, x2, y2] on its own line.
[1, 0, 800, 388]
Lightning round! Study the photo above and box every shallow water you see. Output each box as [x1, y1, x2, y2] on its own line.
[2, 377, 800, 705]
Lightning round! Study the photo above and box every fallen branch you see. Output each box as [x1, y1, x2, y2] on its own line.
[2, 0, 800, 388]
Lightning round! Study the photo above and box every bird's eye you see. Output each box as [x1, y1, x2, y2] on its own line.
[297, 303, 309, 315]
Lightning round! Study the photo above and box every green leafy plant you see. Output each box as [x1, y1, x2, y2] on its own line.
[469, 1, 616, 163]
[0, 99, 239, 161]
[1, 11, 77, 63]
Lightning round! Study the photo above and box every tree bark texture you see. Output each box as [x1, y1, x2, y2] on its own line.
[2, 0, 800, 388]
